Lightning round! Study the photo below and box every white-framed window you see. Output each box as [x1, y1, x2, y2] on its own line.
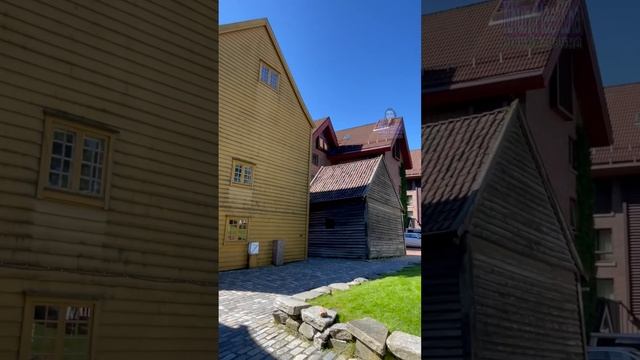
[231, 159, 255, 186]
[19, 297, 95, 360]
[550, 51, 574, 119]
[259, 62, 280, 90]
[407, 194, 414, 207]
[225, 216, 249, 242]
[316, 137, 329, 152]
[596, 229, 613, 262]
[38, 112, 116, 208]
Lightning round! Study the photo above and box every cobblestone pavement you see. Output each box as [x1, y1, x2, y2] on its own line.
[219, 256, 421, 360]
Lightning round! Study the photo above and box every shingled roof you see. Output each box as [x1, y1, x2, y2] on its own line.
[423, 0, 573, 89]
[407, 149, 421, 179]
[422, 105, 512, 235]
[592, 82, 640, 168]
[422, 0, 612, 147]
[309, 157, 383, 203]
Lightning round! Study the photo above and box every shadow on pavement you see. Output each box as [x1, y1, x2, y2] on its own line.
[219, 324, 276, 360]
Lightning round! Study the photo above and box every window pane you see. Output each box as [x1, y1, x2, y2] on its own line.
[233, 164, 243, 183]
[79, 137, 105, 195]
[63, 306, 92, 359]
[260, 64, 269, 83]
[243, 166, 253, 184]
[48, 129, 75, 190]
[270, 72, 279, 89]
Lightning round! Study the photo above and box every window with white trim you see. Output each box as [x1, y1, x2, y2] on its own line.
[259, 62, 280, 90]
[231, 159, 255, 186]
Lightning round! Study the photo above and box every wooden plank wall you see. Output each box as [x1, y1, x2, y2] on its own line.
[219, 24, 311, 270]
[366, 163, 405, 258]
[469, 119, 584, 359]
[0, 0, 218, 358]
[624, 182, 640, 317]
[308, 200, 367, 259]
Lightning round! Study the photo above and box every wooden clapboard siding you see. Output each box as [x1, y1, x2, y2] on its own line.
[0, 0, 218, 358]
[468, 118, 584, 359]
[0, 268, 217, 359]
[367, 161, 405, 258]
[219, 20, 312, 271]
[422, 240, 465, 360]
[308, 200, 368, 259]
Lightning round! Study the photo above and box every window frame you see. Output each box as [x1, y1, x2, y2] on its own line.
[230, 158, 256, 187]
[595, 228, 614, 263]
[19, 296, 97, 360]
[38, 111, 117, 209]
[259, 61, 280, 91]
[549, 51, 574, 120]
[316, 137, 328, 152]
[224, 216, 250, 243]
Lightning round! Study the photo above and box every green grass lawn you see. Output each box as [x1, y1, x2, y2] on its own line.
[309, 265, 421, 336]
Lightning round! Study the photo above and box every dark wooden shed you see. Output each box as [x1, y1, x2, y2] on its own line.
[422, 100, 587, 359]
[308, 156, 406, 259]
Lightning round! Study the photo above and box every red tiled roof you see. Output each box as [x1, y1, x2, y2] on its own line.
[309, 157, 382, 203]
[423, 0, 575, 89]
[591, 83, 640, 167]
[335, 118, 402, 150]
[407, 149, 421, 178]
[422, 106, 511, 234]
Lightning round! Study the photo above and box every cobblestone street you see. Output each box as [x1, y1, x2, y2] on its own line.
[219, 256, 421, 360]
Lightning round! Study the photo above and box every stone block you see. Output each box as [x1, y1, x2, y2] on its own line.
[301, 306, 337, 331]
[355, 340, 382, 360]
[286, 317, 301, 332]
[386, 331, 421, 360]
[347, 317, 388, 356]
[299, 322, 318, 340]
[272, 309, 288, 324]
[275, 296, 311, 316]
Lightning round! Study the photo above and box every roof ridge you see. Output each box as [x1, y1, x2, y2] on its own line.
[423, 0, 493, 17]
[605, 81, 640, 89]
[424, 107, 510, 128]
[335, 117, 404, 133]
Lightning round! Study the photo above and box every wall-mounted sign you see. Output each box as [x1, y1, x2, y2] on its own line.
[248, 242, 259, 255]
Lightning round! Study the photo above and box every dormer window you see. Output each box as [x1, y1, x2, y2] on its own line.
[549, 51, 574, 120]
[259, 62, 279, 91]
[316, 137, 328, 152]
[490, 0, 545, 24]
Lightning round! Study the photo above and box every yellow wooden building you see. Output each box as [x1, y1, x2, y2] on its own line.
[0, 1, 218, 359]
[219, 19, 313, 271]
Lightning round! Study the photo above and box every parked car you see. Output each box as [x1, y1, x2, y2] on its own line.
[588, 346, 640, 360]
[404, 232, 421, 248]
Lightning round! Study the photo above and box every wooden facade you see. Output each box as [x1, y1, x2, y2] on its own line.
[422, 102, 586, 359]
[219, 19, 313, 271]
[309, 157, 405, 259]
[0, 1, 218, 359]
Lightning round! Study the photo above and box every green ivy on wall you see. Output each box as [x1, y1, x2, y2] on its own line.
[575, 124, 597, 335]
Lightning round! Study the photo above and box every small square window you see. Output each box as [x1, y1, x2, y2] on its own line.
[231, 159, 255, 186]
[316, 137, 328, 152]
[225, 217, 249, 242]
[38, 112, 116, 208]
[259, 62, 280, 91]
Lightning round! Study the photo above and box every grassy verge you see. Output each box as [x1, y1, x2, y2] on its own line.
[309, 265, 421, 336]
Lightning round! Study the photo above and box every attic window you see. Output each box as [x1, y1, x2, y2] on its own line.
[259, 62, 279, 90]
[549, 51, 574, 119]
[490, 0, 545, 24]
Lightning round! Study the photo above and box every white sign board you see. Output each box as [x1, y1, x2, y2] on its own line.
[248, 242, 260, 255]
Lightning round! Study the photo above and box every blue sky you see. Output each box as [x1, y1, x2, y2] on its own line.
[422, 0, 640, 87]
[220, 0, 421, 150]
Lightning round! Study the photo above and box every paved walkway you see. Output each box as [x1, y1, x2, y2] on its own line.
[219, 256, 421, 360]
